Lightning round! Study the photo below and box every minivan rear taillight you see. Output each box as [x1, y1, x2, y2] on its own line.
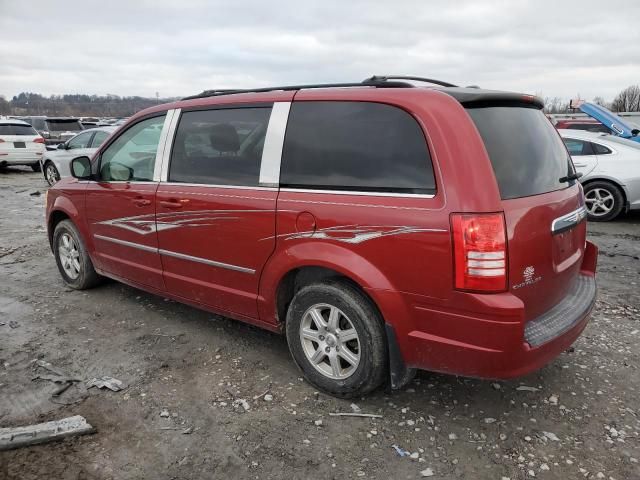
[451, 213, 507, 292]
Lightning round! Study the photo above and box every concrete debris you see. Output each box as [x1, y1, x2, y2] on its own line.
[263, 394, 273, 402]
[160, 409, 170, 418]
[0, 415, 95, 451]
[392, 444, 410, 457]
[233, 399, 250, 411]
[543, 431, 560, 442]
[420, 467, 434, 477]
[86, 376, 126, 392]
[350, 403, 362, 413]
[516, 386, 540, 392]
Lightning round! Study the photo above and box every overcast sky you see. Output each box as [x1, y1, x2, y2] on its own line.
[1, 0, 638, 101]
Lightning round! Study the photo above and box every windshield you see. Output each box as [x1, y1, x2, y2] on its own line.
[46, 120, 83, 132]
[467, 106, 573, 200]
[0, 124, 38, 135]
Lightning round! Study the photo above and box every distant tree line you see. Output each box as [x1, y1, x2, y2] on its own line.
[0, 92, 180, 118]
[543, 85, 640, 114]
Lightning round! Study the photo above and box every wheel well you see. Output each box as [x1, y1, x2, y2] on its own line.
[275, 266, 377, 326]
[48, 210, 70, 247]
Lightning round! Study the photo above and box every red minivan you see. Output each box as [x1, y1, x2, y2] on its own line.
[46, 76, 597, 397]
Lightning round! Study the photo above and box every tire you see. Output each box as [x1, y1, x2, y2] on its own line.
[52, 220, 101, 289]
[31, 163, 42, 172]
[583, 181, 625, 222]
[285, 280, 387, 397]
[44, 161, 60, 186]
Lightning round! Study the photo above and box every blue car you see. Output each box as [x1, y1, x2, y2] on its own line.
[579, 102, 640, 143]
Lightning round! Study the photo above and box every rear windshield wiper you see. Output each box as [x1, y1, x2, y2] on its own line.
[559, 172, 583, 183]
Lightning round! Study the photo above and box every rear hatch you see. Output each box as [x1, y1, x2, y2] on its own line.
[579, 102, 639, 142]
[45, 119, 83, 142]
[0, 123, 44, 154]
[466, 104, 586, 321]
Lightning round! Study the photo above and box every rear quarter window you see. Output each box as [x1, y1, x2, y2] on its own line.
[467, 107, 573, 200]
[281, 101, 436, 194]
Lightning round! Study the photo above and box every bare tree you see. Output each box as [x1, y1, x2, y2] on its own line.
[611, 85, 640, 112]
[592, 96, 609, 108]
[544, 96, 570, 114]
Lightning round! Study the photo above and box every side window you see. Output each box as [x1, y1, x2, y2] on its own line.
[91, 131, 109, 148]
[169, 107, 271, 186]
[100, 115, 165, 182]
[592, 142, 612, 155]
[67, 132, 93, 150]
[281, 101, 436, 194]
[563, 138, 593, 156]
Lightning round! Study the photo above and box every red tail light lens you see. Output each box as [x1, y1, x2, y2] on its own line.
[451, 212, 507, 292]
[33, 137, 45, 144]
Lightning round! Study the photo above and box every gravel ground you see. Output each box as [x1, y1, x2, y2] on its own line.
[0, 167, 638, 480]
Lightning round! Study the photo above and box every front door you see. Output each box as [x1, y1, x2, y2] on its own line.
[155, 104, 282, 318]
[85, 114, 170, 290]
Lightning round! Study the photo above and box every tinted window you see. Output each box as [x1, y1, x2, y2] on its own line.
[67, 132, 93, 149]
[0, 124, 38, 135]
[169, 107, 271, 186]
[467, 107, 573, 200]
[46, 120, 83, 132]
[281, 101, 435, 194]
[563, 138, 594, 156]
[91, 131, 109, 148]
[592, 142, 612, 155]
[100, 115, 165, 181]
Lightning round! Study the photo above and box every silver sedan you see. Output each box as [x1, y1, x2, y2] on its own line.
[40, 126, 116, 186]
[559, 129, 640, 221]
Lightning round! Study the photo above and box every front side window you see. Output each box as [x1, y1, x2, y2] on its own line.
[99, 115, 165, 181]
[281, 101, 436, 194]
[169, 107, 271, 186]
[91, 131, 109, 148]
[67, 132, 93, 150]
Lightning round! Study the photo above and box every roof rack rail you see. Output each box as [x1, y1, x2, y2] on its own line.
[182, 79, 414, 100]
[363, 75, 458, 88]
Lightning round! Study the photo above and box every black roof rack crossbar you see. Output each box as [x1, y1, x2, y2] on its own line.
[182, 80, 414, 100]
[363, 75, 458, 88]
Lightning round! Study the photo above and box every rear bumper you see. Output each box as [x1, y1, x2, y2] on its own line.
[383, 241, 598, 380]
[0, 152, 42, 165]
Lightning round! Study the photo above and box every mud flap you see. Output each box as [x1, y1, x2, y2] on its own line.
[385, 323, 416, 390]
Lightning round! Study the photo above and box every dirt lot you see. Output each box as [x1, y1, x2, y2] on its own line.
[0, 167, 638, 480]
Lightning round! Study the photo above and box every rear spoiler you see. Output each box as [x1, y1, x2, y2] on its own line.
[440, 87, 545, 109]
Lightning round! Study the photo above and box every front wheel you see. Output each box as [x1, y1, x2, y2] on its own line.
[583, 181, 624, 221]
[285, 280, 387, 398]
[52, 220, 101, 289]
[44, 162, 60, 186]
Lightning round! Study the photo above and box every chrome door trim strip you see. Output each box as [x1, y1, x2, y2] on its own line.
[159, 108, 182, 182]
[158, 248, 255, 274]
[153, 109, 177, 182]
[551, 206, 588, 234]
[161, 182, 277, 191]
[94, 234, 159, 253]
[259, 101, 291, 187]
[94, 233, 255, 274]
[279, 187, 436, 199]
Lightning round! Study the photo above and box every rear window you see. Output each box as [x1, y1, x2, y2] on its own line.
[46, 120, 82, 132]
[281, 101, 436, 194]
[0, 124, 38, 135]
[467, 107, 573, 200]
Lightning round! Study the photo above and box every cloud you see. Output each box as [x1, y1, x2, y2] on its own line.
[0, 0, 638, 101]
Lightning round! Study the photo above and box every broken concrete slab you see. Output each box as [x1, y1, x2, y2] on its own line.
[86, 376, 126, 392]
[0, 415, 95, 451]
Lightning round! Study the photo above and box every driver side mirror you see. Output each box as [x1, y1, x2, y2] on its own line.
[632, 129, 639, 137]
[57, 143, 67, 150]
[70, 156, 92, 180]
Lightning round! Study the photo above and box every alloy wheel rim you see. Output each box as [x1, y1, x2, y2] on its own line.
[585, 188, 614, 216]
[46, 165, 59, 185]
[58, 233, 81, 279]
[299, 303, 360, 380]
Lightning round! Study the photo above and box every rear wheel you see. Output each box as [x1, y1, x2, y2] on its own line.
[583, 181, 624, 221]
[44, 162, 60, 186]
[285, 280, 387, 397]
[53, 220, 101, 289]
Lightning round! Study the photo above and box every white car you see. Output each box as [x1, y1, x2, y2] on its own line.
[40, 126, 116, 185]
[559, 129, 640, 221]
[0, 119, 46, 170]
